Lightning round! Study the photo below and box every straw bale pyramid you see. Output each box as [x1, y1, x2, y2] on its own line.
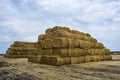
[4, 41, 36, 58]
[28, 26, 112, 66]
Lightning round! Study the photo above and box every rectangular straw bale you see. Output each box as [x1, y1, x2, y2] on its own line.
[37, 40, 45, 48]
[33, 56, 41, 63]
[53, 49, 69, 57]
[86, 49, 91, 55]
[71, 30, 82, 35]
[68, 39, 75, 48]
[79, 40, 85, 48]
[6, 48, 11, 53]
[40, 55, 49, 64]
[38, 39, 53, 49]
[36, 49, 43, 55]
[90, 49, 95, 55]
[42, 49, 53, 55]
[71, 57, 79, 64]
[71, 49, 86, 56]
[53, 26, 71, 32]
[53, 49, 85, 57]
[79, 40, 91, 49]
[4, 55, 27, 58]
[104, 49, 110, 55]
[83, 36, 89, 41]
[71, 57, 85, 64]
[91, 56, 101, 62]
[71, 34, 82, 39]
[97, 55, 104, 61]
[74, 40, 80, 48]
[40, 55, 64, 66]
[44, 33, 52, 39]
[85, 33, 91, 37]
[94, 43, 104, 49]
[45, 28, 52, 34]
[63, 57, 71, 64]
[103, 55, 112, 61]
[85, 56, 92, 62]
[90, 49, 105, 55]
[69, 49, 84, 57]
[78, 56, 85, 63]
[90, 38, 97, 42]
[13, 41, 35, 47]
[83, 41, 91, 49]
[44, 39, 53, 49]
[53, 38, 69, 48]
[52, 30, 71, 38]
[10, 47, 35, 51]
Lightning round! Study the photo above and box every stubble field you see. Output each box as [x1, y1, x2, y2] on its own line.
[0, 55, 120, 80]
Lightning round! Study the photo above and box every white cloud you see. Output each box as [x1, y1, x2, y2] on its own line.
[0, 36, 10, 42]
[0, 0, 120, 53]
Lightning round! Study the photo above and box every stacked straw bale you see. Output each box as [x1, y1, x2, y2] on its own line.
[4, 41, 36, 58]
[28, 26, 112, 66]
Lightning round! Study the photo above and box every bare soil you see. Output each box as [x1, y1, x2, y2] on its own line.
[0, 55, 120, 80]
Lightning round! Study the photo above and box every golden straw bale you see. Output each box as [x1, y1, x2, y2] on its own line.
[70, 57, 85, 64]
[85, 56, 92, 62]
[71, 57, 79, 64]
[63, 57, 71, 64]
[53, 49, 86, 57]
[71, 30, 82, 35]
[38, 34, 45, 41]
[37, 49, 44, 55]
[52, 26, 71, 32]
[90, 38, 97, 42]
[45, 28, 52, 34]
[94, 43, 104, 49]
[28, 55, 40, 63]
[104, 49, 110, 55]
[91, 56, 103, 62]
[85, 33, 91, 37]
[53, 38, 69, 48]
[13, 41, 35, 47]
[103, 55, 112, 61]
[40, 55, 64, 66]
[53, 49, 69, 57]
[42, 49, 53, 55]
[42, 39, 53, 49]
[78, 57, 85, 63]
[52, 30, 71, 38]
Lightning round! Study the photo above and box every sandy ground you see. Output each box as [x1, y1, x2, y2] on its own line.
[0, 55, 120, 80]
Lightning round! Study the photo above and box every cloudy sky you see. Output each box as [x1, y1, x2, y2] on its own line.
[0, 0, 120, 53]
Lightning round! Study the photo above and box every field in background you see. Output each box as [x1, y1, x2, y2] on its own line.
[0, 55, 120, 80]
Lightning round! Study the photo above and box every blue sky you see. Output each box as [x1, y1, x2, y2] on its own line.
[0, 0, 120, 53]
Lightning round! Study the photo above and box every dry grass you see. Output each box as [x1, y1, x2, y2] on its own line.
[0, 55, 120, 80]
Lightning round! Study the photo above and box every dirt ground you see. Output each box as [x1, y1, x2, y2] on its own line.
[0, 55, 120, 80]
